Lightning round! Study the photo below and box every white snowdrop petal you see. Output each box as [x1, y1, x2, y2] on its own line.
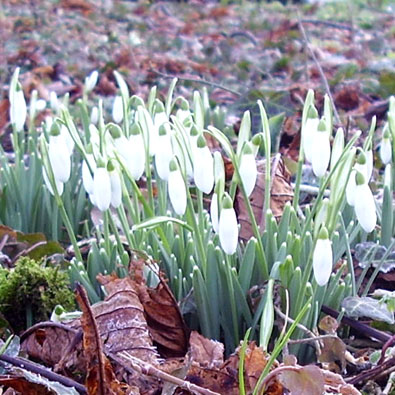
[112, 96, 123, 123]
[210, 193, 219, 233]
[60, 125, 74, 156]
[10, 90, 27, 132]
[155, 134, 173, 181]
[85, 70, 98, 92]
[194, 146, 214, 194]
[93, 167, 112, 212]
[303, 118, 318, 163]
[168, 169, 187, 215]
[50, 91, 59, 112]
[346, 171, 356, 206]
[43, 168, 64, 196]
[219, 207, 239, 255]
[313, 238, 333, 286]
[82, 159, 95, 195]
[380, 138, 392, 165]
[110, 171, 122, 208]
[366, 150, 373, 181]
[48, 135, 71, 183]
[354, 183, 376, 233]
[239, 153, 257, 197]
[312, 131, 330, 178]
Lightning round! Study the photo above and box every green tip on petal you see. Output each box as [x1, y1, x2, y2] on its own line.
[169, 158, 178, 172]
[355, 170, 366, 185]
[251, 133, 262, 147]
[180, 98, 189, 111]
[242, 141, 253, 155]
[222, 193, 233, 209]
[108, 123, 122, 139]
[96, 156, 106, 168]
[190, 124, 199, 136]
[159, 124, 168, 136]
[383, 125, 391, 139]
[155, 101, 165, 113]
[85, 142, 93, 154]
[317, 118, 327, 132]
[16, 82, 23, 92]
[107, 159, 116, 172]
[356, 149, 367, 165]
[50, 121, 61, 136]
[197, 134, 207, 148]
[307, 105, 318, 119]
[130, 122, 141, 136]
[318, 226, 329, 240]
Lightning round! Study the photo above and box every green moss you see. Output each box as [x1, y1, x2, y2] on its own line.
[0, 257, 75, 333]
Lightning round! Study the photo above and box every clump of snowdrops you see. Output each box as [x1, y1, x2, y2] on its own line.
[4, 68, 395, 360]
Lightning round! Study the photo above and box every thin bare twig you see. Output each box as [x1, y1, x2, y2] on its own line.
[301, 19, 353, 31]
[297, 13, 341, 126]
[150, 68, 242, 97]
[114, 351, 220, 395]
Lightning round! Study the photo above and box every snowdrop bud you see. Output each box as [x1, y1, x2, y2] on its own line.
[92, 163, 111, 212]
[384, 164, 392, 189]
[346, 169, 356, 206]
[354, 171, 376, 233]
[219, 193, 239, 255]
[112, 96, 123, 123]
[155, 124, 173, 181]
[43, 168, 64, 196]
[239, 142, 257, 197]
[251, 133, 262, 158]
[35, 98, 47, 112]
[312, 119, 330, 178]
[313, 226, 332, 287]
[302, 105, 319, 163]
[108, 161, 122, 208]
[380, 126, 392, 165]
[10, 82, 27, 132]
[194, 134, 214, 194]
[330, 127, 344, 170]
[49, 123, 71, 183]
[168, 159, 187, 215]
[50, 91, 59, 112]
[210, 191, 219, 233]
[60, 124, 74, 156]
[90, 106, 99, 124]
[177, 99, 192, 126]
[84, 70, 99, 92]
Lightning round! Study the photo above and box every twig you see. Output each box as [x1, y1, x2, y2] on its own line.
[0, 354, 86, 394]
[150, 68, 242, 97]
[321, 305, 391, 343]
[297, 13, 341, 126]
[378, 333, 395, 365]
[301, 19, 353, 31]
[287, 334, 340, 345]
[113, 351, 220, 395]
[20, 321, 78, 342]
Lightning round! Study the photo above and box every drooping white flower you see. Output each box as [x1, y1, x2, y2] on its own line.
[346, 169, 356, 206]
[48, 126, 71, 183]
[330, 128, 344, 170]
[90, 106, 99, 124]
[136, 106, 157, 157]
[60, 124, 74, 156]
[312, 119, 330, 178]
[302, 105, 319, 163]
[239, 142, 257, 197]
[42, 168, 64, 196]
[82, 153, 96, 195]
[92, 165, 111, 212]
[112, 96, 123, 123]
[380, 127, 392, 165]
[168, 159, 187, 215]
[193, 134, 214, 194]
[155, 124, 173, 181]
[365, 149, 373, 181]
[354, 171, 376, 233]
[210, 192, 219, 233]
[109, 166, 122, 208]
[50, 91, 59, 112]
[84, 70, 99, 92]
[10, 82, 27, 132]
[354, 150, 370, 183]
[219, 193, 239, 255]
[313, 226, 332, 286]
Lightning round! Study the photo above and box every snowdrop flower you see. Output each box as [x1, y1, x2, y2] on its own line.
[90, 106, 99, 125]
[112, 96, 123, 123]
[82, 152, 96, 195]
[42, 168, 64, 196]
[239, 142, 257, 197]
[346, 169, 356, 206]
[210, 192, 219, 233]
[313, 226, 332, 287]
[365, 149, 373, 181]
[302, 105, 319, 163]
[50, 91, 59, 112]
[354, 171, 376, 233]
[194, 134, 214, 194]
[60, 124, 74, 156]
[176, 98, 192, 126]
[155, 124, 173, 181]
[35, 99, 46, 112]
[380, 126, 392, 165]
[10, 81, 27, 132]
[48, 123, 71, 183]
[168, 159, 187, 215]
[312, 118, 330, 178]
[219, 193, 239, 255]
[84, 70, 99, 92]
[251, 133, 262, 158]
[330, 128, 344, 170]
[92, 162, 111, 212]
[354, 149, 370, 182]
[108, 162, 122, 208]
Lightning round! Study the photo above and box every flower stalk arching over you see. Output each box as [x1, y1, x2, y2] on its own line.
[219, 193, 239, 255]
[313, 226, 333, 287]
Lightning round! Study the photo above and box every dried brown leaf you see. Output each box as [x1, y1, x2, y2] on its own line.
[279, 365, 325, 395]
[189, 331, 224, 369]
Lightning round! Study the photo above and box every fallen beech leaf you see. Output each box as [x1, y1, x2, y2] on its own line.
[323, 370, 361, 395]
[189, 331, 224, 368]
[235, 156, 293, 240]
[279, 365, 325, 395]
[319, 336, 347, 373]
